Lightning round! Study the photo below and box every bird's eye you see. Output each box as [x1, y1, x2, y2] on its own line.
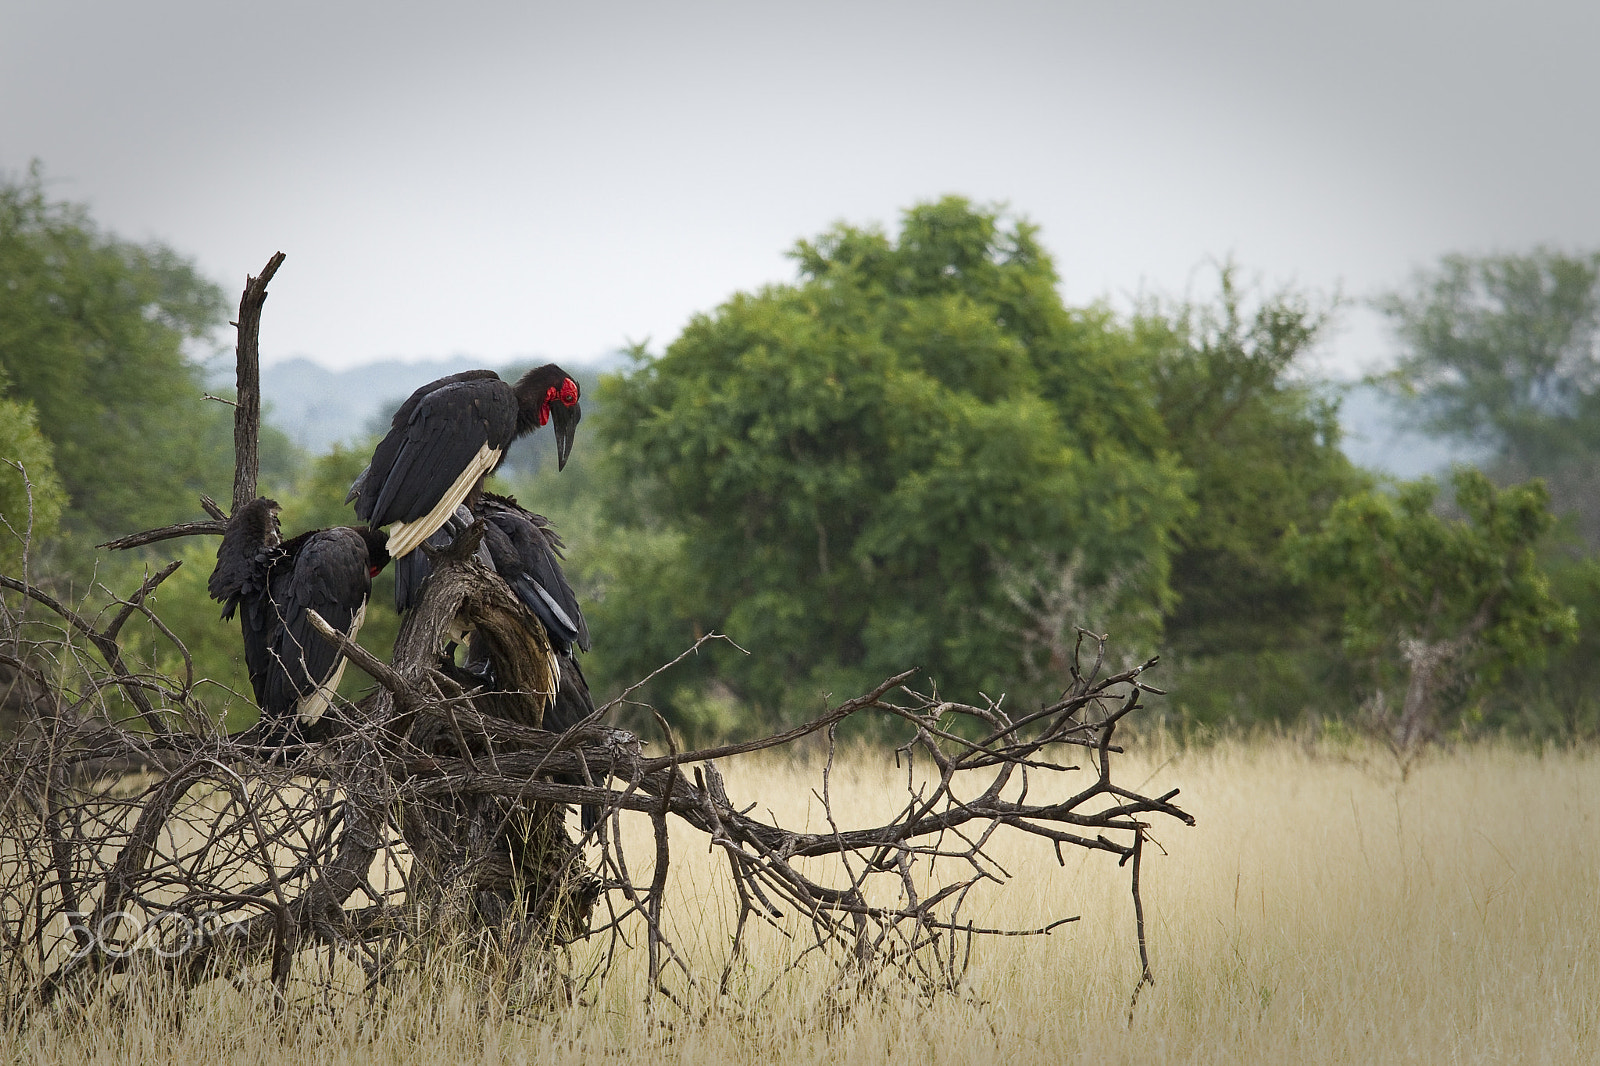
[559, 378, 579, 405]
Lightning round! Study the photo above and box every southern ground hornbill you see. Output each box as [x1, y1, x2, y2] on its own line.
[394, 492, 600, 830]
[346, 365, 581, 565]
[208, 497, 391, 745]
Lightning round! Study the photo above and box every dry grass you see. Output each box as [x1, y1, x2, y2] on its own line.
[6, 736, 1598, 1064]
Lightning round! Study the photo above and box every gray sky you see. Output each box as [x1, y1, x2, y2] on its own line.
[4, 1, 1597, 374]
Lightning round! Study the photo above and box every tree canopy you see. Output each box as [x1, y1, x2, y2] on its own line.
[1287, 468, 1575, 748]
[1371, 247, 1600, 742]
[1379, 249, 1600, 471]
[593, 198, 1191, 726]
[1135, 273, 1373, 727]
[1379, 249, 1600, 545]
[3, 173, 1586, 748]
[1149, 272, 1368, 654]
[0, 163, 232, 561]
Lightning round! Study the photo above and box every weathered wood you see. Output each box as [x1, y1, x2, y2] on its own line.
[231, 252, 284, 517]
[98, 519, 226, 551]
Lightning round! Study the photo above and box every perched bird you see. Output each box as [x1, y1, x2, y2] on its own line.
[474, 494, 599, 830]
[347, 365, 581, 566]
[393, 492, 600, 829]
[477, 493, 590, 658]
[208, 497, 391, 745]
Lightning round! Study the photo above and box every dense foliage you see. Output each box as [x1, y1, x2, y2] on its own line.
[592, 199, 1191, 725]
[584, 209, 1578, 742]
[0, 391, 66, 575]
[0, 165, 237, 564]
[1372, 248, 1600, 740]
[1144, 274, 1371, 727]
[1287, 469, 1576, 745]
[0, 165, 318, 729]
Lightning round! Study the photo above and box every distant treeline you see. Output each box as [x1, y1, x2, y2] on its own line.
[4, 164, 1598, 743]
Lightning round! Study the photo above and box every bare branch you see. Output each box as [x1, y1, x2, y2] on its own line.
[304, 609, 421, 714]
[232, 252, 284, 515]
[98, 520, 227, 552]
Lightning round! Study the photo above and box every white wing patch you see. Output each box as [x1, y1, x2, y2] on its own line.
[296, 600, 367, 726]
[387, 444, 502, 558]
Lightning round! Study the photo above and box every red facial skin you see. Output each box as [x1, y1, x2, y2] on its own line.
[537, 378, 580, 427]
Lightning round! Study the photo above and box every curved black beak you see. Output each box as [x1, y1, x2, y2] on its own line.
[552, 400, 581, 470]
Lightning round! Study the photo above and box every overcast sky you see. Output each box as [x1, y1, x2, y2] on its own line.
[4, 1, 1597, 375]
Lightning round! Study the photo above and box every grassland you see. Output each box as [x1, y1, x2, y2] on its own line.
[6, 737, 1597, 1065]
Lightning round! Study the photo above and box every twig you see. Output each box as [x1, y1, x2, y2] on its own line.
[1126, 826, 1155, 1025]
[304, 609, 420, 714]
[98, 520, 227, 552]
[597, 631, 748, 716]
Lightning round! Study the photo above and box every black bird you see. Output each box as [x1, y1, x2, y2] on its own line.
[208, 497, 391, 745]
[347, 365, 581, 567]
[543, 652, 601, 833]
[477, 494, 591, 658]
[393, 492, 600, 829]
[476, 494, 600, 830]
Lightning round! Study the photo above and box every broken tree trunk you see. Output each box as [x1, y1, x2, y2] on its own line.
[368, 536, 597, 936]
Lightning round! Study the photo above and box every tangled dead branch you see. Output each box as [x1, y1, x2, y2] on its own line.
[1, 585, 1189, 1018]
[0, 254, 1194, 1026]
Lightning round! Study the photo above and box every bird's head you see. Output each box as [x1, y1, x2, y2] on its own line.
[236, 496, 282, 547]
[360, 526, 392, 578]
[514, 364, 582, 470]
[208, 497, 283, 609]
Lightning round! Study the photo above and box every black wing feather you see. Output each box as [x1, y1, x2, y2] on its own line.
[547, 652, 600, 831]
[208, 497, 279, 621]
[481, 497, 590, 654]
[392, 505, 493, 612]
[356, 370, 499, 512]
[207, 498, 282, 707]
[261, 528, 373, 721]
[353, 373, 518, 528]
[447, 494, 599, 830]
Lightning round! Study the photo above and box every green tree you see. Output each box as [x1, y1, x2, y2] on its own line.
[1378, 249, 1600, 541]
[0, 162, 233, 560]
[0, 391, 67, 576]
[1482, 554, 1600, 742]
[1287, 468, 1575, 753]
[1146, 271, 1372, 726]
[1380, 249, 1600, 469]
[594, 198, 1191, 730]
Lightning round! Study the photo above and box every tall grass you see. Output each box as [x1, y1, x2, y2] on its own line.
[7, 738, 1597, 1064]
